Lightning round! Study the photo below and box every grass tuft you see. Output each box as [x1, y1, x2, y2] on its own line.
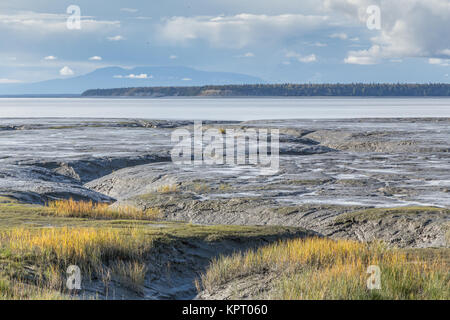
[111, 261, 147, 294]
[200, 237, 449, 300]
[47, 199, 161, 221]
[335, 206, 449, 223]
[0, 226, 153, 299]
[0, 227, 152, 272]
[156, 184, 178, 193]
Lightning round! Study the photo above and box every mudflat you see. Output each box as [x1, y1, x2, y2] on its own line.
[0, 118, 448, 248]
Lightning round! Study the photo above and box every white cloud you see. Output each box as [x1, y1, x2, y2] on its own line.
[439, 49, 450, 57]
[44, 55, 57, 60]
[114, 74, 152, 79]
[0, 78, 22, 84]
[329, 32, 348, 40]
[300, 54, 317, 63]
[107, 35, 125, 41]
[120, 8, 138, 13]
[169, 55, 178, 59]
[428, 58, 450, 66]
[303, 41, 328, 47]
[236, 52, 255, 58]
[344, 45, 380, 65]
[181, 78, 192, 81]
[59, 66, 74, 76]
[157, 13, 329, 48]
[89, 56, 102, 61]
[326, 0, 450, 64]
[0, 11, 119, 34]
[286, 51, 317, 63]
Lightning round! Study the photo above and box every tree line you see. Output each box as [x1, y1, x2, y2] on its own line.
[82, 83, 450, 97]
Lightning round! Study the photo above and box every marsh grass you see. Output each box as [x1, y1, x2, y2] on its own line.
[47, 199, 161, 221]
[218, 183, 232, 192]
[0, 226, 153, 299]
[0, 198, 312, 300]
[335, 206, 449, 223]
[192, 182, 211, 194]
[111, 261, 148, 294]
[0, 227, 152, 272]
[0, 278, 71, 300]
[157, 184, 178, 193]
[200, 237, 449, 300]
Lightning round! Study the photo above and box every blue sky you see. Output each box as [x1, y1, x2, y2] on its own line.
[0, 0, 449, 84]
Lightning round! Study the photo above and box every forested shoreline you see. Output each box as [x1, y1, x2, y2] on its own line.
[82, 83, 450, 97]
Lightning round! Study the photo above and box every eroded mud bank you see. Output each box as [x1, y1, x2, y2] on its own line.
[0, 118, 449, 247]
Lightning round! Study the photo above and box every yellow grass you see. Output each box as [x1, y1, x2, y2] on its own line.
[157, 184, 178, 193]
[193, 182, 210, 193]
[111, 261, 148, 294]
[200, 237, 449, 300]
[0, 226, 153, 299]
[0, 227, 152, 271]
[218, 183, 231, 191]
[47, 199, 161, 220]
[0, 278, 71, 300]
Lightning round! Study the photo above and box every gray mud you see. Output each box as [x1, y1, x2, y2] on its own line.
[80, 228, 314, 300]
[0, 118, 449, 247]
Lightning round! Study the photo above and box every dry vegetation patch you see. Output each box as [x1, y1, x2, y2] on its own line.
[157, 184, 179, 193]
[200, 237, 449, 300]
[46, 199, 161, 221]
[0, 226, 153, 299]
[335, 206, 448, 223]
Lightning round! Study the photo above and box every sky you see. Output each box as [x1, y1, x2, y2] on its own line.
[0, 0, 449, 84]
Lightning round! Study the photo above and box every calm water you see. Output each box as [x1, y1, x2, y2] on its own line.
[1, 97, 450, 120]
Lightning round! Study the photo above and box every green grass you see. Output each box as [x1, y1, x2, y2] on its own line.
[2, 198, 448, 300]
[402, 247, 450, 265]
[335, 206, 449, 223]
[0, 197, 304, 239]
[199, 238, 449, 300]
[336, 179, 371, 186]
[285, 179, 333, 185]
[0, 198, 309, 299]
[46, 198, 161, 221]
[273, 207, 301, 216]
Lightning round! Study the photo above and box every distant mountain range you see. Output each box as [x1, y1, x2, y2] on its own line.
[0, 66, 265, 95]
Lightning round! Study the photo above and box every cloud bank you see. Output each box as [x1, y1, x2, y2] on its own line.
[158, 13, 329, 48]
[324, 0, 450, 64]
